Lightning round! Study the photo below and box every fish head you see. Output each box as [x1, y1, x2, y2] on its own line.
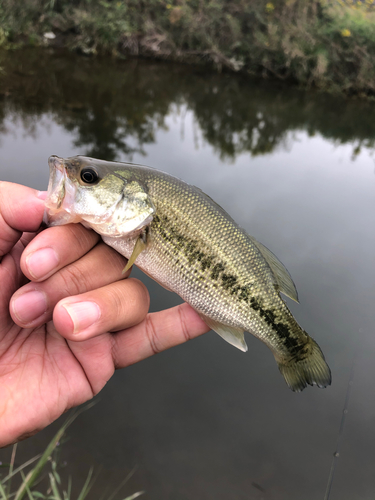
[44, 155, 155, 237]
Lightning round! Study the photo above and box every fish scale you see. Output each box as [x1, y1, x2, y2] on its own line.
[136, 175, 299, 343]
[44, 155, 332, 392]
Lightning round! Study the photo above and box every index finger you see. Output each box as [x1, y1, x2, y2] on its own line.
[0, 182, 46, 258]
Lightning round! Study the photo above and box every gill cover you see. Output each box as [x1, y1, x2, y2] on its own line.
[86, 178, 155, 237]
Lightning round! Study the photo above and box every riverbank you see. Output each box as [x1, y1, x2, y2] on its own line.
[1, 0, 375, 96]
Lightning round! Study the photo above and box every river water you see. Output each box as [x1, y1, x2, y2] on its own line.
[0, 48, 374, 500]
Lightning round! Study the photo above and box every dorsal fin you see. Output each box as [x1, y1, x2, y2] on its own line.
[249, 236, 299, 302]
[193, 186, 237, 223]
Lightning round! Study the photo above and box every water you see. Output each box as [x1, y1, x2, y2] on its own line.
[0, 48, 374, 499]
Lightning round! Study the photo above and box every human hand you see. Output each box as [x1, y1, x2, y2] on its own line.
[0, 181, 210, 448]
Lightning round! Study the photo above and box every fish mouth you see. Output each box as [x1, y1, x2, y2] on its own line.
[43, 155, 78, 226]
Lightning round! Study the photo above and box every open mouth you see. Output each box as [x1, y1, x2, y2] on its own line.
[43, 156, 77, 226]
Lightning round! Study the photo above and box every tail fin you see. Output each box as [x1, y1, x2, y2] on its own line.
[276, 337, 331, 392]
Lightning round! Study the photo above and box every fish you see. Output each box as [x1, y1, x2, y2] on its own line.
[44, 155, 331, 392]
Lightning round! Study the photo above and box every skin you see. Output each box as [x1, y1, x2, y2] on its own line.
[0, 182, 210, 448]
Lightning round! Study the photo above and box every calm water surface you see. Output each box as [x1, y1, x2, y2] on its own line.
[0, 49, 374, 500]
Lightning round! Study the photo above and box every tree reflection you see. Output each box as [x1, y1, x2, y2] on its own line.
[1, 48, 375, 161]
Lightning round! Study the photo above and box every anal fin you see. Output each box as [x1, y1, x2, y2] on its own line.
[200, 315, 248, 352]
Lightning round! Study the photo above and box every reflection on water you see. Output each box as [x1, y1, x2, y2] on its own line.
[0, 49, 374, 500]
[2, 48, 375, 162]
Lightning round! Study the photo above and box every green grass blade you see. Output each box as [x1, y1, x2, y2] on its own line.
[75, 468, 93, 500]
[20, 471, 35, 500]
[122, 493, 144, 500]
[14, 404, 96, 500]
[6, 444, 17, 498]
[14, 429, 64, 500]
[49, 473, 62, 500]
[62, 476, 71, 500]
[2, 455, 41, 483]
[0, 481, 8, 500]
[106, 467, 138, 500]
[67, 476, 71, 499]
[51, 470, 61, 487]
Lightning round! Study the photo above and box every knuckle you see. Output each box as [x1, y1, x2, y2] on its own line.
[67, 224, 99, 253]
[107, 279, 149, 327]
[129, 278, 150, 310]
[100, 243, 126, 271]
[59, 263, 90, 296]
[145, 314, 162, 355]
[106, 285, 125, 316]
[177, 304, 191, 343]
[0, 211, 21, 257]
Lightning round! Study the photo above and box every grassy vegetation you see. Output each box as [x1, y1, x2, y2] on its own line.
[0, 410, 143, 500]
[1, 0, 375, 95]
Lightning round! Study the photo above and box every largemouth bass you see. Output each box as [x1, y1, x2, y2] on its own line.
[44, 155, 331, 392]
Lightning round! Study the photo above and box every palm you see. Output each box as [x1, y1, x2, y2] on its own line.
[0, 324, 92, 435]
[0, 239, 100, 441]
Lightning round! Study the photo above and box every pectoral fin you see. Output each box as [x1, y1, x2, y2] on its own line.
[200, 315, 248, 352]
[122, 230, 148, 274]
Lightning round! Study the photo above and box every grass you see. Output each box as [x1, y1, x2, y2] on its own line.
[1, 1, 375, 95]
[0, 408, 144, 500]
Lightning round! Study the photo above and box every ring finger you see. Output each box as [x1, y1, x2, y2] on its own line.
[53, 277, 150, 340]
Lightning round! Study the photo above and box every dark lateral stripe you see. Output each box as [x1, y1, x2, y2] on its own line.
[249, 297, 304, 355]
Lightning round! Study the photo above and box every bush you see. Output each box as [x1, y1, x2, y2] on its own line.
[2, 0, 375, 95]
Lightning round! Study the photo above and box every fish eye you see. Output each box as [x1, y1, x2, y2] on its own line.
[80, 168, 99, 184]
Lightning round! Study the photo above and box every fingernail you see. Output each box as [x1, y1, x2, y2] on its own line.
[37, 191, 47, 200]
[12, 290, 47, 324]
[26, 248, 59, 280]
[62, 301, 101, 334]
